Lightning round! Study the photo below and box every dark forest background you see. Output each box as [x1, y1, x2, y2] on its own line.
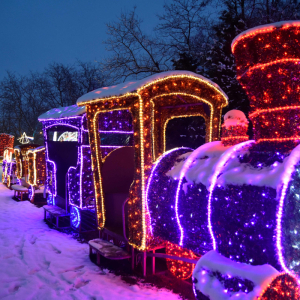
[1, 0, 299, 146]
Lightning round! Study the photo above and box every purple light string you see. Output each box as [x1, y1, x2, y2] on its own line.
[175, 147, 202, 246]
[145, 147, 190, 235]
[39, 115, 83, 122]
[207, 140, 254, 250]
[276, 144, 300, 275]
[99, 130, 134, 134]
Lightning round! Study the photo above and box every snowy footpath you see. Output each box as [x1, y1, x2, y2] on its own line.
[0, 180, 181, 300]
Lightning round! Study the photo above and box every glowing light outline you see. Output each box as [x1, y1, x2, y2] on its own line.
[231, 22, 300, 52]
[237, 58, 300, 79]
[145, 147, 192, 235]
[174, 145, 207, 246]
[207, 140, 254, 250]
[70, 206, 81, 228]
[92, 107, 132, 230]
[276, 144, 300, 274]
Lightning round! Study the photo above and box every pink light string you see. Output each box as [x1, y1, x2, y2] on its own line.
[276, 144, 300, 274]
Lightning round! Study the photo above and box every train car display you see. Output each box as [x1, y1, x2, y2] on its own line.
[146, 21, 300, 299]
[14, 144, 40, 181]
[26, 146, 46, 203]
[38, 105, 98, 231]
[0, 133, 14, 157]
[77, 70, 228, 273]
[2, 147, 15, 188]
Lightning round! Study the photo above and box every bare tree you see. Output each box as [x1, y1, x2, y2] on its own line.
[0, 61, 105, 144]
[102, 8, 172, 83]
[156, 0, 212, 55]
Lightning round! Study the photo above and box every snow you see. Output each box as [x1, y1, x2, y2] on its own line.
[0, 174, 181, 300]
[222, 110, 248, 128]
[232, 20, 300, 49]
[167, 141, 230, 187]
[193, 250, 279, 300]
[76, 71, 228, 105]
[38, 105, 86, 121]
[167, 140, 300, 190]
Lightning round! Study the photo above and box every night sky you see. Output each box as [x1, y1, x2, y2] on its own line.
[0, 0, 164, 80]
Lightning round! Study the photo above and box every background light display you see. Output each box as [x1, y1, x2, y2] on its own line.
[0, 133, 14, 157]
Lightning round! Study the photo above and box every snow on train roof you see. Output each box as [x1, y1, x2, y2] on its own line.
[38, 105, 86, 121]
[232, 20, 300, 50]
[167, 140, 300, 190]
[77, 71, 228, 105]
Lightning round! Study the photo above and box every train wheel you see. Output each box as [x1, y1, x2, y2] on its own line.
[166, 242, 198, 280]
[70, 206, 81, 228]
[7, 176, 11, 188]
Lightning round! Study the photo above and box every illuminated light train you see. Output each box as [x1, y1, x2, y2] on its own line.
[38, 105, 135, 231]
[74, 21, 300, 287]
[146, 20, 300, 282]
[26, 146, 46, 202]
[38, 105, 97, 230]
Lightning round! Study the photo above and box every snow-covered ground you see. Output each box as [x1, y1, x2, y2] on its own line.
[0, 178, 181, 300]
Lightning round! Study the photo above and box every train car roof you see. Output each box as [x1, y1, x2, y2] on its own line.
[27, 145, 45, 153]
[38, 105, 86, 121]
[77, 70, 228, 105]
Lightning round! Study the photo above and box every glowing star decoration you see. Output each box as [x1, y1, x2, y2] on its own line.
[18, 132, 34, 144]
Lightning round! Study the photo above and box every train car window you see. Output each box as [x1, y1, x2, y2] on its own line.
[47, 130, 78, 142]
[100, 133, 133, 146]
[166, 116, 206, 150]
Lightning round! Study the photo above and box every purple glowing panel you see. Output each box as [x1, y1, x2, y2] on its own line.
[175, 144, 209, 246]
[98, 110, 133, 132]
[81, 146, 94, 208]
[46, 159, 57, 196]
[40, 114, 84, 204]
[68, 145, 94, 209]
[208, 140, 254, 249]
[68, 165, 79, 207]
[147, 148, 192, 244]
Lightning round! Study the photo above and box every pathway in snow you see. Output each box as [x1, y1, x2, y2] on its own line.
[0, 180, 181, 300]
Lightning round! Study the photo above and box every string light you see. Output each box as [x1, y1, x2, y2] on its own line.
[233, 21, 300, 152]
[78, 73, 227, 250]
[257, 272, 300, 300]
[166, 242, 198, 280]
[0, 134, 14, 157]
[27, 146, 46, 187]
